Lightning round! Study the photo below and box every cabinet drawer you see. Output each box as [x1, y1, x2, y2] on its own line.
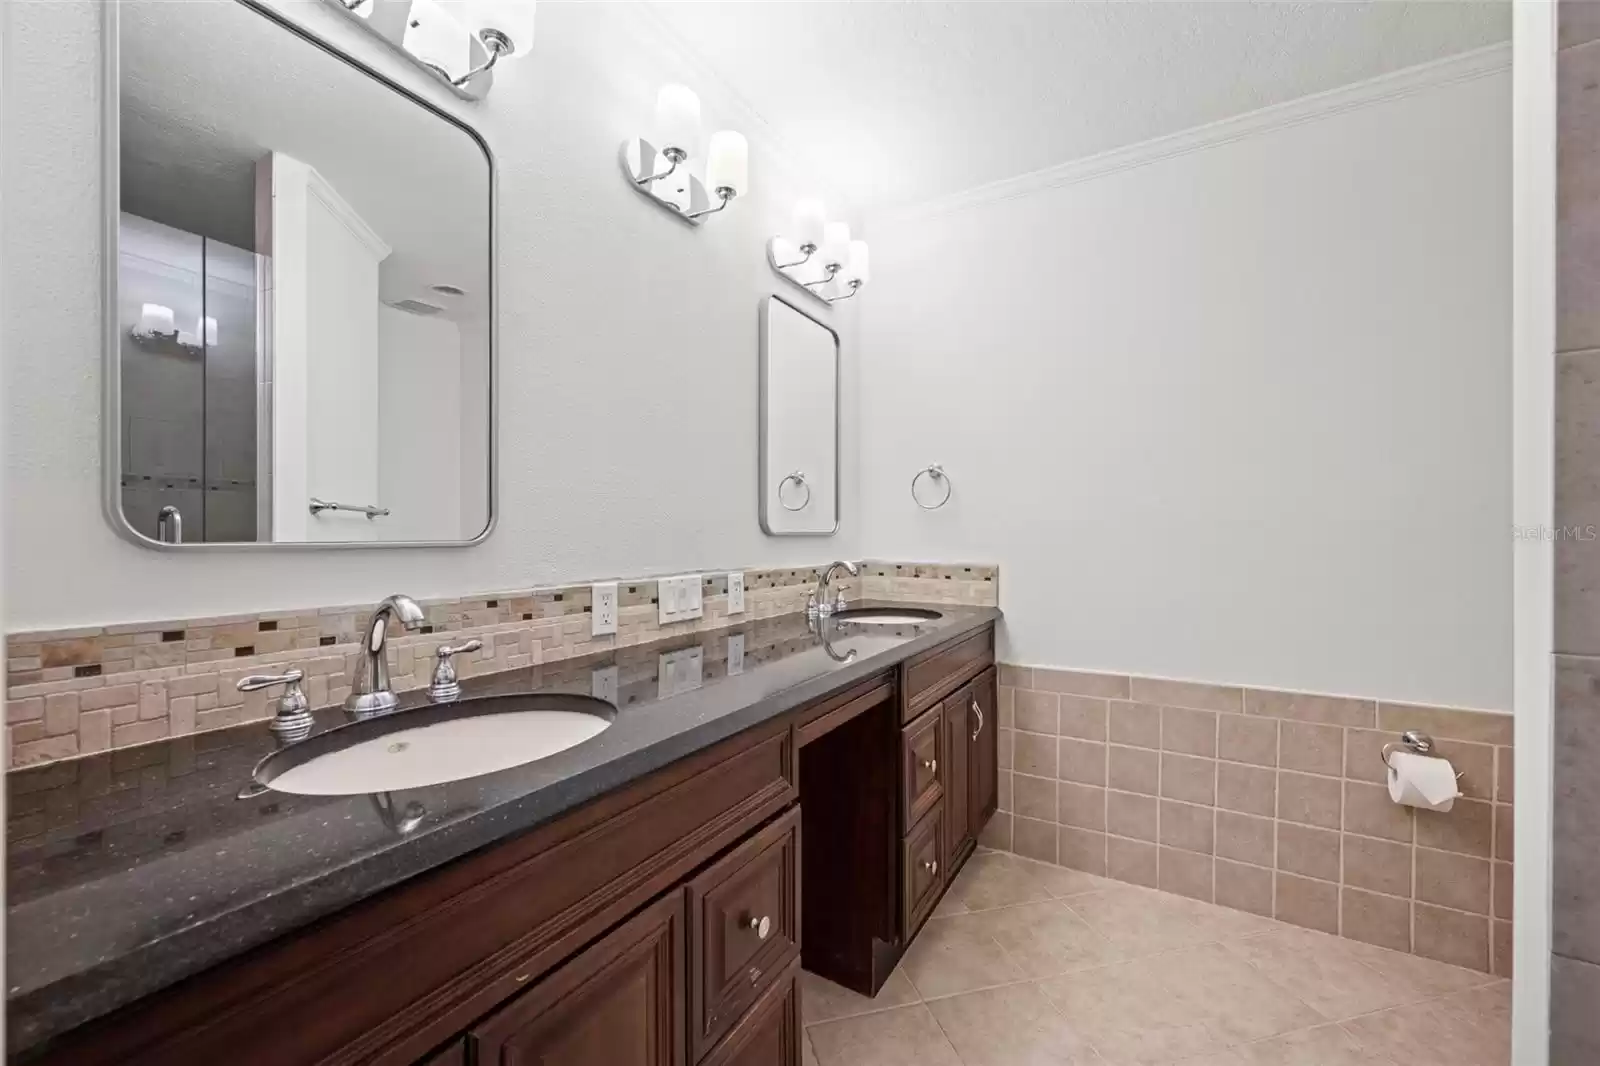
[903, 628, 995, 721]
[901, 802, 945, 940]
[686, 808, 801, 1062]
[901, 705, 944, 833]
[701, 959, 800, 1066]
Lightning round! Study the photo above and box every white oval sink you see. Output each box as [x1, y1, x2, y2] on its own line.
[252, 694, 615, 796]
[831, 607, 942, 625]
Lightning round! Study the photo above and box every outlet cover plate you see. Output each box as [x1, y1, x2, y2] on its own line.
[592, 582, 619, 636]
[728, 571, 746, 614]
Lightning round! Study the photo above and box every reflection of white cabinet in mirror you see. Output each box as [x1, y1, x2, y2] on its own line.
[258, 152, 392, 543]
[759, 296, 840, 536]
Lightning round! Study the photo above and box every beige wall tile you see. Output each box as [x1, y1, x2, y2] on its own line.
[1015, 690, 1060, 735]
[1494, 803, 1514, 861]
[1493, 862, 1514, 921]
[1034, 668, 1129, 699]
[1159, 847, 1214, 902]
[997, 686, 1015, 730]
[1162, 706, 1219, 757]
[1108, 744, 1159, 796]
[1160, 752, 1217, 806]
[1058, 738, 1107, 787]
[999, 664, 1033, 688]
[1495, 747, 1514, 805]
[1345, 782, 1415, 843]
[1416, 848, 1492, 915]
[1413, 903, 1490, 972]
[1277, 771, 1342, 829]
[1278, 721, 1343, 777]
[1215, 858, 1274, 918]
[1343, 728, 1390, 785]
[1160, 800, 1215, 855]
[1342, 887, 1412, 953]
[1217, 761, 1276, 817]
[1014, 816, 1058, 864]
[1058, 696, 1108, 741]
[998, 727, 1014, 772]
[1276, 822, 1340, 883]
[1014, 773, 1058, 822]
[1059, 826, 1107, 875]
[1376, 703, 1514, 746]
[1344, 834, 1412, 898]
[1437, 740, 1495, 802]
[1563, 0, 1600, 48]
[979, 812, 1012, 851]
[1218, 714, 1278, 768]
[1107, 790, 1158, 842]
[1275, 872, 1340, 935]
[1216, 811, 1274, 868]
[1245, 689, 1375, 728]
[1108, 700, 1160, 748]
[1058, 781, 1106, 832]
[1493, 920, 1513, 979]
[1015, 731, 1057, 778]
[1130, 678, 1242, 713]
[1416, 799, 1494, 858]
[1107, 836, 1158, 887]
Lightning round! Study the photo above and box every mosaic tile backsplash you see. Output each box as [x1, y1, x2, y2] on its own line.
[987, 666, 1513, 976]
[3, 561, 998, 768]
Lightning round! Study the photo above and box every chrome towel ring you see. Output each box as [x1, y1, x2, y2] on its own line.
[779, 470, 812, 511]
[911, 464, 952, 510]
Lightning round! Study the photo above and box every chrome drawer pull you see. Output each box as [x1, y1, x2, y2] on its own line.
[745, 914, 772, 940]
[971, 698, 984, 741]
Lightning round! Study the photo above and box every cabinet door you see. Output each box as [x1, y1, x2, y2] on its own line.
[968, 668, 998, 838]
[942, 690, 972, 868]
[701, 960, 800, 1066]
[469, 893, 685, 1066]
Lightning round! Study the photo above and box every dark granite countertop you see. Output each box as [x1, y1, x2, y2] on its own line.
[5, 602, 998, 1057]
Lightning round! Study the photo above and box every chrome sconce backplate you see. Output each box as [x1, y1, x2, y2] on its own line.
[619, 138, 716, 224]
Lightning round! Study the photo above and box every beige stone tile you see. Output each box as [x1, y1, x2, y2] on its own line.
[1244, 689, 1375, 728]
[899, 913, 1026, 999]
[1416, 848, 1491, 915]
[1217, 761, 1276, 817]
[1058, 781, 1106, 832]
[1492, 861, 1513, 921]
[1109, 744, 1160, 796]
[999, 664, 1033, 688]
[1214, 858, 1275, 919]
[1016, 690, 1060, 735]
[1015, 816, 1059, 864]
[1012, 854, 1119, 899]
[1277, 721, 1343, 778]
[1376, 703, 1514, 746]
[970, 899, 1126, 979]
[922, 981, 1103, 1065]
[1108, 836, 1159, 888]
[1162, 706, 1219, 757]
[1340, 935, 1496, 999]
[1343, 834, 1412, 898]
[1439, 740, 1496, 803]
[1216, 811, 1274, 867]
[1037, 958, 1224, 1065]
[1131, 678, 1242, 714]
[1493, 803, 1513, 862]
[806, 1003, 963, 1066]
[1059, 738, 1107, 786]
[1494, 747, 1513, 805]
[1219, 714, 1278, 768]
[1058, 826, 1108, 875]
[1159, 846, 1214, 902]
[1277, 772, 1341, 829]
[1160, 800, 1215, 855]
[941, 851, 1052, 913]
[1275, 822, 1340, 883]
[1014, 773, 1059, 822]
[1341, 887, 1411, 954]
[1340, 994, 1507, 1066]
[1274, 872, 1339, 935]
[1107, 790, 1158, 843]
[1492, 920, 1513, 979]
[1016, 732, 1058, 779]
[1035, 669, 1130, 699]
[979, 812, 1013, 851]
[1416, 799, 1494, 858]
[800, 967, 920, 1024]
[1151, 942, 1324, 1045]
[1059, 695, 1109, 742]
[1342, 728, 1389, 786]
[1223, 927, 1413, 1021]
[1109, 700, 1161, 749]
[1161, 752, 1217, 806]
[801, 1027, 818, 1066]
[1065, 886, 1212, 957]
[1344, 782, 1414, 843]
[1232, 1023, 1380, 1066]
[1413, 903, 1491, 973]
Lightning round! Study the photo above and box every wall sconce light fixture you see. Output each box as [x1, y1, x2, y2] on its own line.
[620, 84, 749, 226]
[767, 202, 870, 305]
[129, 304, 216, 355]
[324, 0, 535, 101]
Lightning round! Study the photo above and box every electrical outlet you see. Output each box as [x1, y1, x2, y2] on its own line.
[592, 582, 618, 636]
[727, 571, 746, 614]
[591, 665, 619, 706]
[727, 633, 745, 675]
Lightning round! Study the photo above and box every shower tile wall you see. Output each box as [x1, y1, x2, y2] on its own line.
[1554, 4, 1600, 1061]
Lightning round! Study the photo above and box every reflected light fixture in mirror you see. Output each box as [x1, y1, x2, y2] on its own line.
[325, 0, 534, 99]
[767, 204, 870, 306]
[620, 84, 748, 226]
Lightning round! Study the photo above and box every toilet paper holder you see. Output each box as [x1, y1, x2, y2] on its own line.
[1379, 730, 1466, 781]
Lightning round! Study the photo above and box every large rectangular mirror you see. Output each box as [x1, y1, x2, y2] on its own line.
[105, 0, 494, 547]
[759, 296, 839, 536]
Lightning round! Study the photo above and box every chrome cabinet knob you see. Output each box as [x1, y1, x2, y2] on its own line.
[923, 859, 938, 876]
[921, 757, 937, 774]
[745, 914, 772, 940]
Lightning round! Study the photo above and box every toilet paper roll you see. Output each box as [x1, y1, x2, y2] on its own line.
[1386, 750, 1461, 813]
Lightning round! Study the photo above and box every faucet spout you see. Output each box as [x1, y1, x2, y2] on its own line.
[345, 594, 426, 718]
[809, 560, 860, 620]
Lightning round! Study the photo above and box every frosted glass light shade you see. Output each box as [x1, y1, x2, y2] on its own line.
[791, 199, 826, 249]
[822, 221, 851, 266]
[847, 240, 870, 283]
[405, 0, 473, 76]
[459, 0, 536, 56]
[705, 131, 748, 196]
[139, 303, 176, 335]
[196, 316, 219, 346]
[655, 84, 701, 156]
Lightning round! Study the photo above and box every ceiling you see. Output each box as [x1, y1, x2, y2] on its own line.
[642, 0, 1511, 211]
[119, 0, 491, 324]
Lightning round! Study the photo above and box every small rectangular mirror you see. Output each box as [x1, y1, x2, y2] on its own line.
[106, 0, 494, 548]
[759, 296, 839, 536]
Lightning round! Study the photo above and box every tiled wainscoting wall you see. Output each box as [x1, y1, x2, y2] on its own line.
[989, 667, 1513, 976]
[2, 561, 997, 769]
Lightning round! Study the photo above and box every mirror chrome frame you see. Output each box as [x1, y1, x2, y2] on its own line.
[101, 0, 498, 551]
[758, 294, 841, 537]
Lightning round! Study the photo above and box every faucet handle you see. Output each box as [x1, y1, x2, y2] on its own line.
[430, 639, 483, 702]
[237, 670, 312, 743]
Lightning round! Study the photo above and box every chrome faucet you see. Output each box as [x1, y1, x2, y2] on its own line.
[346, 594, 426, 717]
[808, 560, 859, 619]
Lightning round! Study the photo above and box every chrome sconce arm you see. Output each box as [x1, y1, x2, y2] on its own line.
[826, 279, 863, 304]
[621, 85, 747, 227]
[683, 186, 737, 220]
[320, 0, 534, 101]
[766, 205, 870, 307]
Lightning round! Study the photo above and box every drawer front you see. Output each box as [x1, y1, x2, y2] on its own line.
[903, 627, 995, 722]
[901, 802, 946, 940]
[901, 706, 944, 833]
[687, 808, 801, 1062]
[701, 959, 800, 1066]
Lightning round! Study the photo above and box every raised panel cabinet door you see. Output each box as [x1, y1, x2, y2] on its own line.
[700, 961, 800, 1066]
[968, 667, 998, 838]
[468, 892, 686, 1066]
[942, 690, 972, 869]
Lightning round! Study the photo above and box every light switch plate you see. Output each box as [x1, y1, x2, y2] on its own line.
[657, 647, 705, 699]
[592, 582, 618, 636]
[657, 574, 705, 625]
[727, 571, 745, 614]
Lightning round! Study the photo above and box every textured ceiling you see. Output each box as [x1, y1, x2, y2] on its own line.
[641, 0, 1511, 211]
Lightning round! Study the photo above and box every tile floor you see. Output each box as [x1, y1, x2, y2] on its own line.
[800, 850, 1509, 1066]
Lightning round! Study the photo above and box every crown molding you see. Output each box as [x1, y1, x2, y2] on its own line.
[872, 43, 1511, 229]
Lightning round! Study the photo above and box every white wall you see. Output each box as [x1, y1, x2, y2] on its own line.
[0, 0, 861, 629]
[379, 306, 463, 542]
[861, 62, 1513, 711]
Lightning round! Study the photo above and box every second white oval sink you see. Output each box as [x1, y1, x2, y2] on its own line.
[252, 694, 615, 796]
[831, 607, 942, 625]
